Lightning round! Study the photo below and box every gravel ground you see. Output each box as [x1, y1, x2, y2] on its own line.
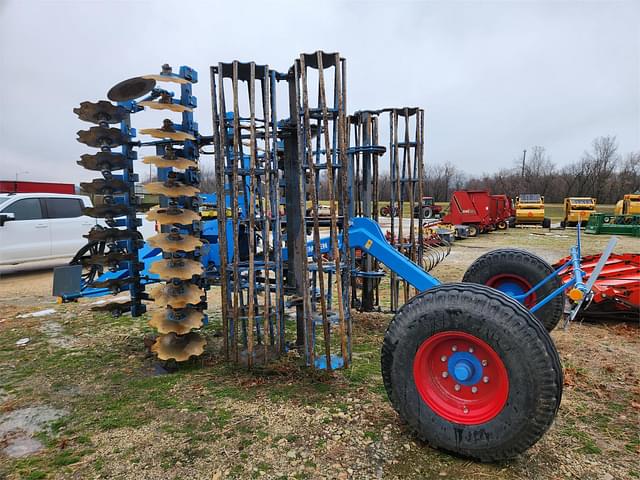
[0, 230, 638, 479]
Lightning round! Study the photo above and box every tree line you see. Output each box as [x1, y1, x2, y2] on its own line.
[185, 135, 639, 205]
[376, 136, 639, 204]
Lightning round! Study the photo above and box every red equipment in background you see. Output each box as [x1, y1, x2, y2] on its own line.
[441, 190, 493, 237]
[554, 253, 639, 321]
[490, 194, 515, 230]
[0, 180, 75, 195]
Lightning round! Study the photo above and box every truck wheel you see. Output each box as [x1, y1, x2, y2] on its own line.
[380, 206, 390, 217]
[542, 218, 551, 228]
[462, 248, 564, 331]
[381, 283, 562, 462]
[467, 224, 479, 237]
[422, 207, 433, 218]
[496, 221, 508, 230]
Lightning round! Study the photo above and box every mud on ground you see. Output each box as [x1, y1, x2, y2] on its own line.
[0, 230, 638, 479]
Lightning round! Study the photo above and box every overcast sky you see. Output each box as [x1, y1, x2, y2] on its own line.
[0, 0, 638, 184]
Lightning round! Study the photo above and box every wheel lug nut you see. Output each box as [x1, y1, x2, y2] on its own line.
[481, 360, 488, 367]
[442, 371, 448, 378]
[454, 384, 461, 391]
[451, 345, 457, 352]
[471, 386, 478, 393]
[441, 355, 447, 362]
[483, 376, 489, 383]
[468, 347, 474, 353]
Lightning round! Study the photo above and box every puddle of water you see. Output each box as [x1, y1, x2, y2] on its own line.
[0, 405, 67, 437]
[39, 321, 79, 349]
[17, 308, 56, 318]
[3, 434, 44, 458]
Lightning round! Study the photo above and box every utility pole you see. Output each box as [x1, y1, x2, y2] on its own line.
[521, 149, 527, 177]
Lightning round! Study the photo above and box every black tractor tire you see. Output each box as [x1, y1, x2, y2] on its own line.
[542, 217, 551, 228]
[70, 240, 106, 287]
[422, 207, 433, 218]
[467, 224, 479, 237]
[462, 248, 564, 331]
[380, 206, 391, 217]
[381, 283, 562, 462]
[508, 218, 516, 228]
[496, 221, 508, 230]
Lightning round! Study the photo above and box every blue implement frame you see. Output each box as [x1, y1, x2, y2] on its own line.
[59, 217, 598, 321]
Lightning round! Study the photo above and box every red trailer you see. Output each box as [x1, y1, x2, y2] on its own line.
[441, 190, 493, 237]
[490, 194, 515, 230]
[0, 180, 75, 194]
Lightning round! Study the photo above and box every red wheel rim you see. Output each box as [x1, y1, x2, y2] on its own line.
[486, 273, 536, 307]
[413, 331, 509, 425]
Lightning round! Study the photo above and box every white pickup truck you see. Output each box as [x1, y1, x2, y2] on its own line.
[0, 193, 154, 266]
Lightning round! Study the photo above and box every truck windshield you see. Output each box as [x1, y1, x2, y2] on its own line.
[519, 194, 541, 203]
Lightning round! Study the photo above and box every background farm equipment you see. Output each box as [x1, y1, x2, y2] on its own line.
[614, 193, 640, 215]
[585, 213, 640, 237]
[50, 50, 617, 462]
[413, 196, 442, 218]
[514, 193, 550, 227]
[489, 194, 514, 230]
[561, 197, 596, 228]
[441, 190, 493, 236]
[554, 252, 639, 321]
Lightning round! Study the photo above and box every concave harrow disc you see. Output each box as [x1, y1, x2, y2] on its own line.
[83, 204, 130, 219]
[74, 100, 129, 124]
[107, 76, 156, 102]
[151, 332, 206, 362]
[144, 181, 200, 198]
[80, 178, 129, 195]
[147, 232, 203, 253]
[138, 100, 192, 113]
[142, 155, 197, 170]
[148, 308, 204, 335]
[149, 258, 203, 280]
[77, 152, 127, 172]
[149, 282, 203, 308]
[146, 205, 201, 225]
[77, 127, 129, 148]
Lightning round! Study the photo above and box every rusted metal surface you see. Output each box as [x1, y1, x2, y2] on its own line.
[291, 51, 351, 369]
[210, 61, 283, 367]
[348, 108, 426, 313]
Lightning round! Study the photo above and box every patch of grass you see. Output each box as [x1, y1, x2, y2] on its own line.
[211, 407, 233, 427]
[52, 450, 82, 466]
[561, 425, 602, 454]
[25, 471, 47, 480]
[364, 430, 380, 442]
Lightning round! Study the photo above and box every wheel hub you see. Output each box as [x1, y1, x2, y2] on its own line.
[413, 331, 510, 425]
[486, 273, 536, 307]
